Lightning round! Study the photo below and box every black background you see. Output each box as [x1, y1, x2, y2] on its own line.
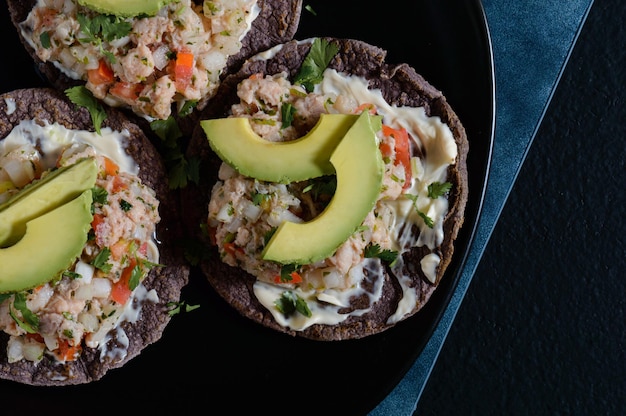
[416, 1, 625, 415]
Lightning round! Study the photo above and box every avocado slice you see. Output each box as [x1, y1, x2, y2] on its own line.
[77, 0, 174, 17]
[262, 112, 384, 265]
[0, 190, 93, 293]
[201, 113, 361, 183]
[0, 158, 98, 248]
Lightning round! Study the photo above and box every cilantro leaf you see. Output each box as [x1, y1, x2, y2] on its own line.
[150, 117, 199, 189]
[65, 86, 107, 134]
[293, 38, 339, 92]
[427, 181, 452, 199]
[281, 102, 296, 128]
[76, 13, 131, 64]
[91, 247, 112, 273]
[63, 270, 82, 280]
[251, 191, 270, 206]
[364, 243, 399, 264]
[119, 199, 133, 212]
[167, 300, 201, 316]
[279, 263, 301, 283]
[275, 291, 312, 318]
[405, 194, 435, 229]
[10, 292, 39, 333]
[418, 211, 434, 228]
[128, 264, 143, 291]
[40, 31, 51, 49]
[77, 13, 131, 44]
[179, 100, 198, 117]
[150, 116, 182, 144]
[91, 186, 108, 205]
[264, 227, 277, 246]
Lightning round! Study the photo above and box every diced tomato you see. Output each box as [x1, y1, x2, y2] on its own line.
[273, 272, 303, 285]
[102, 156, 119, 177]
[110, 258, 137, 305]
[382, 125, 412, 189]
[110, 239, 129, 261]
[289, 272, 303, 284]
[111, 175, 128, 193]
[223, 242, 243, 257]
[91, 213, 105, 235]
[36, 7, 58, 28]
[56, 338, 81, 362]
[354, 103, 377, 115]
[138, 241, 148, 256]
[174, 51, 194, 92]
[379, 141, 393, 158]
[25, 333, 45, 343]
[109, 81, 142, 102]
[87, 60, 115, 85]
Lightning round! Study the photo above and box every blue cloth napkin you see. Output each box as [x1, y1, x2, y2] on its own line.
[370, 1, 595, 414]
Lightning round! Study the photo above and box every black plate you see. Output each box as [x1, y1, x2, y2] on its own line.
[0, 1, 493, 414]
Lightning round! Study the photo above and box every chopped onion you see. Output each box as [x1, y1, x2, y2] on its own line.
[6, 337, 23, 363]
[78, 312, 99, 333]
[1, 158, 35, 187]
[74, 277, 111, 300]
[200, 51, 227, 73]
[267, 208, 302, 228]
[22, 339, 45, 362]
[216, 203, 234, 222]
[74, 260, 94, 284]
[242, 200, 262, 222]
[322, 270, 343, 289]
[43, 334, 58, 351]
[152, 44, 170, 71]
[91, 277, 112, 299]
[27, 284, 54, 312]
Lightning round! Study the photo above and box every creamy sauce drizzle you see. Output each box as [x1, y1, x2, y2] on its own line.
[250, 49, 458, 329]
[3, 98, 16, 115]
[99, 285, 159, 362]
[1, 120, 138, 174]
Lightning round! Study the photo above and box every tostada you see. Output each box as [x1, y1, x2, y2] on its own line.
[183, 37, 469, 341]
[7, 0, 303, 125]
[0, 87, 189, 385]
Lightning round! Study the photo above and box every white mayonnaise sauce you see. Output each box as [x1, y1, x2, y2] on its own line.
[3, 98, 16, 115]
[98, 285, 159, 362]
[0, 120, 138, 174]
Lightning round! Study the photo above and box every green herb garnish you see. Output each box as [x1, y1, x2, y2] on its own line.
[427, 181, 452, 199]
[279, 263, 301, 283]
[150, 116, 200, 189]
[167, 300, 201, 316]
[9, 292, 39, 333]
[281, 102, 296, 128]
[40, 31, 51, 49]
[91, 247, 112, 273]
[275, 291, 312, 318]
[293, 38, 339, 92]
[65, 86, 107, 134]
[119, 199, 133, 212]
[91, 186, 108, 206]
[405, 194, 434, 229]
[76, 13, 131, 63]
[364, 243, 399, 264]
